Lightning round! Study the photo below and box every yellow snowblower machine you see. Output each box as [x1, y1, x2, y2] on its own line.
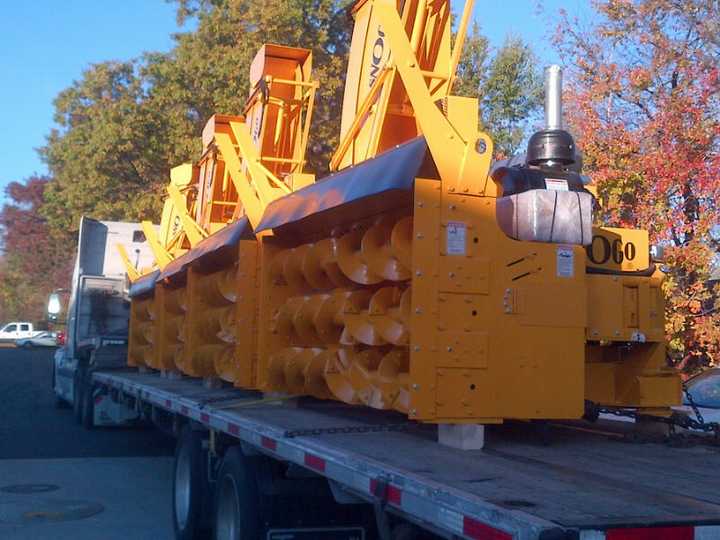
[125, 0, 680, 432]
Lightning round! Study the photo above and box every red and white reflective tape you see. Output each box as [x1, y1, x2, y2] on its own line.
[304, 453, 326, 473]
[581, 525, 720, 540]
[260, 436, 277, 451]
[368, 479, 402, 506]
[435, 506, 513, 540]
[462, 516, 513, 540]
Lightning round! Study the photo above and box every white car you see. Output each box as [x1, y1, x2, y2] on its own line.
[0, 321, 40, 342]
[16, 331, 58, 349]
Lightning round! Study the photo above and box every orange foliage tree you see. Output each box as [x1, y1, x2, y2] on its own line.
[555, 0, 720, 372]
[0, 177, 72, 322]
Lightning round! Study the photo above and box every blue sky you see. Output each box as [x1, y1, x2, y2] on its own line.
[0, 0, 586, 205]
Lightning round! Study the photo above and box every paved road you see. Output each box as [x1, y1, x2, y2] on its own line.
[0, 347, 176, 539]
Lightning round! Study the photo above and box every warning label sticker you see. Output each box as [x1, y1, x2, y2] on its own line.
[545, 178, 569, 191]
[446, 222, 467, 255]
[557, 246, 574, 278]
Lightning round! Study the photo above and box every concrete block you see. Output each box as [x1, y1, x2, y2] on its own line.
[438, 423, 485, 450]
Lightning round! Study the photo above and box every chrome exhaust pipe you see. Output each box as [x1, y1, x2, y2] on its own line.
[544, 65, 563, 130]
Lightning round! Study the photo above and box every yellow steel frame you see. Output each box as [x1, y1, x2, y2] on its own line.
[125, 0, 680, 422]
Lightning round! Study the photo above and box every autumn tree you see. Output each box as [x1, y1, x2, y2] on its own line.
[0, 177, 73, 321]
[555, 0, 720, 371]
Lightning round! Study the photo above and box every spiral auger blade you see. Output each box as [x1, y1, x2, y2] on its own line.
[334, 228, 385, 285]
[216, 305, 236, 343]
[342, 287, 410, 346]
[361, 216, 412, 281]
[267, 347, 333, 399]
[339, 290, 377, 345]
[273, 239, 355, 292]
[305, 348, 334, 399]
[324, 348, 383, 405]
[266, 215, 413, 411]
[195, 311, 224, 344]
[283, 245, 311, 290]
[292, 295, 324, 345]
[283, 348, 312, 394]
[165, 287, 187, 314]
[143, 324, 155, 345]
[269, 347, 297, 391]
[369, 286, 410, 346]
[274, 291, 350, 347]
[390, 216, 413, 271]
[304, 239, 354, 289]
[211, 306, 238, 380]
[164, 315, 184, 342]
[271, 296, 306, 341]
[215, 346, 236, 382]
[312, 291, 347, 344]
[198, 267, 237, 306]
[370, 348, 410, 413]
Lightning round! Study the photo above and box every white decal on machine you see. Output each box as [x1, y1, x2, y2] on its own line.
[545, 178, 569, 191]
[557, 245, 574, 277]
[446, 222, 466, 255]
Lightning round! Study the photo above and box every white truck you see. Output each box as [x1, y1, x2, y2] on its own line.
[52, 217, 155, 426]
[53, 216, 720, 540]
[0, 321, 42, 342]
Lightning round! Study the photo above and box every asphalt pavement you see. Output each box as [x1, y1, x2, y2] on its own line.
[0, 347, 176, 539]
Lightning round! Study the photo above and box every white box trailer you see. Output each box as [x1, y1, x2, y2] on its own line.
[86, 367, 720, 540]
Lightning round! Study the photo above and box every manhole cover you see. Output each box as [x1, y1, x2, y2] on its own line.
[1, 484, 59, 494]
[0, 499, 104, 524]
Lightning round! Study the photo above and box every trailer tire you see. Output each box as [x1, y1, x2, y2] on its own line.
[392, 523, 422, 539]
[72, 369, 84, 423]
[81, 382, 95, 429]
[173, 428, 211, 540]
[213, 447, 262, 540]
[52, 365, 69, 409]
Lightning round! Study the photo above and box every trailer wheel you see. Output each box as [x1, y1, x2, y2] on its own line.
[81, 382, 95, 429]
[173, 428, 211, 540]
[72, 369, 84, 423]
[52, 364, 69, 409]
[213, 447, 262, 540]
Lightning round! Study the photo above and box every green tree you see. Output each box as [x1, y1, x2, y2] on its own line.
[145, 0, 352, 173]
[41, 61, 168, 234]
[455, 24, 543, 156]
[40, 0, 353, 235]
[38, 1, 542, 238]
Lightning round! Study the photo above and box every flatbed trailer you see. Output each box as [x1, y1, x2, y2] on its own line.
[93, 368, 720, 540]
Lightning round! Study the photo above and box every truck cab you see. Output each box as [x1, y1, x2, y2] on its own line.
[52, 217, 154, 426]
[0, 322, 38, 342]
